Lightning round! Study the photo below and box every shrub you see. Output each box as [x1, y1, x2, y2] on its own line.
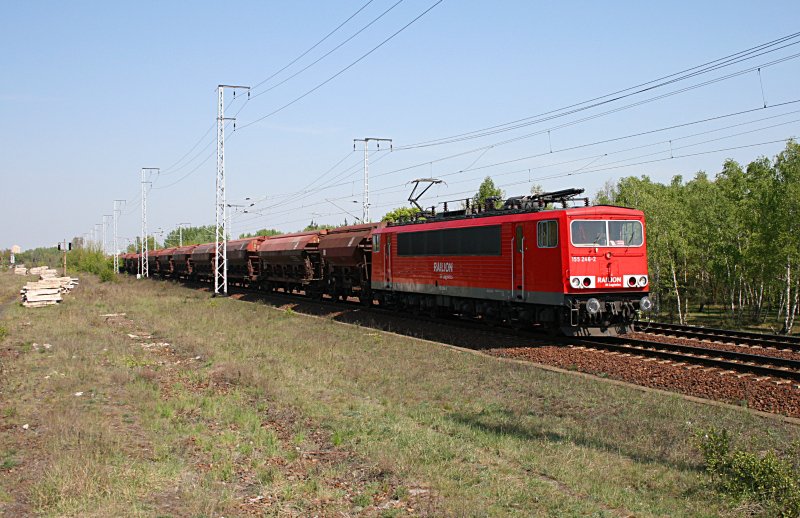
[98, 268, 115, 283]
[68, 248, 117, 282]
[697, 427, 800, 516]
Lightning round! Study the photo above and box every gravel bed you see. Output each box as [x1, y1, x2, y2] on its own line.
[626, 331, 800, 361]
[491, 346, 800, 418]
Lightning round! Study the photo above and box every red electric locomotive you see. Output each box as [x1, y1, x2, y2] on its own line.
[371, 188, 651, 335]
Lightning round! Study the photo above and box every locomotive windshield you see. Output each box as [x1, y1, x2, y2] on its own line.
[571, 220, 643, 247]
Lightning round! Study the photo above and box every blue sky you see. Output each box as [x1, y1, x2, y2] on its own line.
[2, 1, 799, 249]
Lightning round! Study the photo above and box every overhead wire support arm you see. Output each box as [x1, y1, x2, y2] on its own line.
[215, 85, 250, 297]
[353, 137, 392, 223]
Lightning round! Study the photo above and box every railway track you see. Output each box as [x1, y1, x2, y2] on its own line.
[155, 277, 800, 387]
[581, 335, 800, 382]
[241, 286, 800, 383]
[634, 321, 800, 352]
[139, 277, 800, 416]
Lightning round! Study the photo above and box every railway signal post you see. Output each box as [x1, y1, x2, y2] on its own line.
[57, 239, 71, 277]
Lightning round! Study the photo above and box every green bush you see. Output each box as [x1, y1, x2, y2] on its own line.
[98, 268, 115, 283]
[697, 427, 800, 516]
[68, 248, 117, 282]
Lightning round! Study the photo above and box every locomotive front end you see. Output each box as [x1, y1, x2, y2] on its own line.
[562, 208, 652, 335]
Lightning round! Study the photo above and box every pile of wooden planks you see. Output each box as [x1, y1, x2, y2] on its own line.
[29, 266, 59, 278]
[13, 266, 27, 275]
[21, 277, 79, 308]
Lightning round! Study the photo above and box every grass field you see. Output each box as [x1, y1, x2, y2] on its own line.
[1, 272, 799, 516]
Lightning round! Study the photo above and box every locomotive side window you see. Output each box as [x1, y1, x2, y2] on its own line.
[570, 220, 643, 247]
[608, 220, 643, 246]
[515, 226, 523, 252]
[537, 220, 558, 248]
[397, 225, 501, 256]
[373, 234, 380, 253]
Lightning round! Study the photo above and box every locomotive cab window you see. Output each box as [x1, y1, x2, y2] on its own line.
[397, 225, 501, 256]
[570, 220, 643, 247]
[537, 220, 558, 248]
[571, 220, 607, 246]
[608, 220, 643, 246]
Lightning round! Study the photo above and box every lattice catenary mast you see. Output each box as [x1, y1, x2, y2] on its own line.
[215, 84, 249, 296]
[140, 168, 157, 278]
[102, 214, 111, 255]
[113, 200, 125, 273]
[354, 137, 392, 223]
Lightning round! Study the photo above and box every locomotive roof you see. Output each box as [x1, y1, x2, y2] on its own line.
[563, 204, 644, 217]
[378, 204, 643, 233]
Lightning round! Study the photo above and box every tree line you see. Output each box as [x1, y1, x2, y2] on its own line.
[598, 140, 800, 333]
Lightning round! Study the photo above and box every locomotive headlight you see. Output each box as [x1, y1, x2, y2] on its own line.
[638, 276, 648, 287]
[639, 296, 653, 311]
[570, 277, 581, 289]
[586, 297, 601, 315]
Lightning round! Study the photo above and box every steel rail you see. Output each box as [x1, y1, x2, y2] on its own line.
[582, 335, 800, 381]
[634, 321, 800, 351]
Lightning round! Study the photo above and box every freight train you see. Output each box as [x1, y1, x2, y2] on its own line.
[121, 188, 652, 335]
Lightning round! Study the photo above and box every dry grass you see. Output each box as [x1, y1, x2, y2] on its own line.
[1, 271, 799, 516]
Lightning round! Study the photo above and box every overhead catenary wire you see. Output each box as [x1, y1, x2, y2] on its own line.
[245, 149, 394, 214]
[237, 137, 796, 233]
[131, 99, 800, 234]
[236, 0, 445, 131]
[223, 0, 395, 124]
[154, 1, 377, 177]
[250, 0, 377, 92]
[230, 113, 800, 229]
[370, 92, 800, 183]
[249, 0, 406, 100]
[159, 122, 216, 174]
[396, 31, 800, 150]
[362, 99, 800, 185]
[144, 30, 799, 195]
[156, 30, 800, 187]
[397, 102, 800, 181]
[142, 0, 428, 193]
[118, 27, 800, 239]
[226, 44, 800, 209]
[232, 110, 800, 231]
[234, 133, 798, 232]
